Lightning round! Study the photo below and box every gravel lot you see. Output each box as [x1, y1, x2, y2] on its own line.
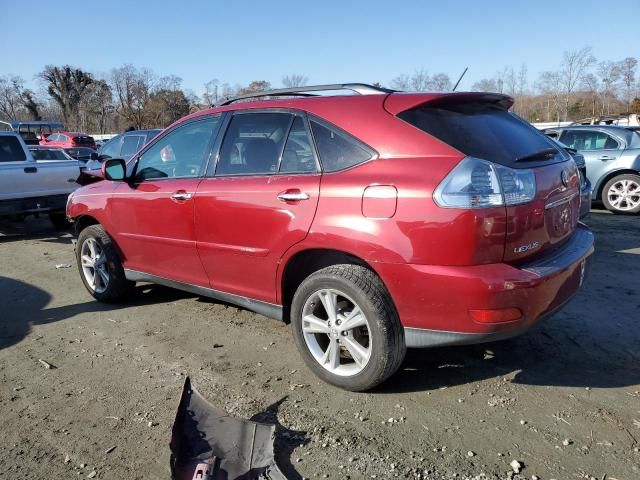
[1, 209, 639, 480]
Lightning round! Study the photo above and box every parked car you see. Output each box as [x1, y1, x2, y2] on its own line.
[543, 125, 640, 214]
[549, 138, 592, 219]
[93, 129, 161, 162]
[1, 132, 80, 227]
[41, 132, 96, 149]
[67, 84, 594, 391]
[65, 147, 96, 162]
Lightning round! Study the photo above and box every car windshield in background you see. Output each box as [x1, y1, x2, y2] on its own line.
[0, 136, 27, 162]
[30, 148, 74, 161]
[398, 102, 558, 166]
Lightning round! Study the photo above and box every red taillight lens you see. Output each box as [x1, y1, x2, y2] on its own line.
[469, 308, 522, 324]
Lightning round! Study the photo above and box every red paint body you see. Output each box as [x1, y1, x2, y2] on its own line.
[67, 92, 594, 341]
[41, 131, 97, 149]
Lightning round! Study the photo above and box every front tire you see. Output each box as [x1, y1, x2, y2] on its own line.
[602, 174, 640, 214]
[290, 265, 406, 391]
[76, 225, 134, 302]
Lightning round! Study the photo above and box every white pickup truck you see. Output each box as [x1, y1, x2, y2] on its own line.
[0, 132, 81, 227]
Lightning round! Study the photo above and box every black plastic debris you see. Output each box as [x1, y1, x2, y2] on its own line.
[170, 377, 287, 480]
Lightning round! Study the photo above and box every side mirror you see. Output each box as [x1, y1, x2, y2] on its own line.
[102, 158, 127, 181]
[90, 151, 99, 161]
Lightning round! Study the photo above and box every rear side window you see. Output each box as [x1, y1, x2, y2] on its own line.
[398, 102, 556, 166]
[310, 120, 373, 172]
[0, 136, 27, 162]
[216, 113, 291, 176]
[559, 130, 620, 150]
[280, 117, 317, 173]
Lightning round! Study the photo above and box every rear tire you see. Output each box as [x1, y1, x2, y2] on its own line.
[602, 174, 640, 214]
[76, 225, 134, 302]
[290, 265, 406, 391]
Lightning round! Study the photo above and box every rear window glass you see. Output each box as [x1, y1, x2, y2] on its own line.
[398, 102, 557, 166]
[310, 121, 373, 172]
[0, 136, 27, 162]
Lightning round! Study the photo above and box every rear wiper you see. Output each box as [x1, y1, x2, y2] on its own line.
[515, 148, 558, 162]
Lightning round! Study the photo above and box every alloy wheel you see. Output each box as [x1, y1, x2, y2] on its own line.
[80, 238, 110, 293]
[301, 288, 371, 376]
[607, 178, 640, 211]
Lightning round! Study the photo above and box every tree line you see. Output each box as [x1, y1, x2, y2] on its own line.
[0, 46, 637, 133]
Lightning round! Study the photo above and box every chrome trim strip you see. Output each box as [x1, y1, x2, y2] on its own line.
[545, 192, 578, 210]
[124, 269, 283, 321]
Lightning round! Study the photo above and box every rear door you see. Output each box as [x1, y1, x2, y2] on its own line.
[194, 111, 321, 303]
[559, 128, 624, 188]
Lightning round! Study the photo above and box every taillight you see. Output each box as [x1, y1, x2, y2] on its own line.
[433, 157, 536, 209]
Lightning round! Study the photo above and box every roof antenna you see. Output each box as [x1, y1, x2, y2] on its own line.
[452, 67, 468, 91]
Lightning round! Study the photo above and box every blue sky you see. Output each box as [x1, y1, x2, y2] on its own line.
[2, 0, 638, 95]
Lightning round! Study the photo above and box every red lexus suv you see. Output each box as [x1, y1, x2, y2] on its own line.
[67, 84, 594, 391]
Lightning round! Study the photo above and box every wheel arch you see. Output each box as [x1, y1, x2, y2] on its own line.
[595, 168, 640, 200]
[73, 214, 100, 237]
[279, 247, 394, 324]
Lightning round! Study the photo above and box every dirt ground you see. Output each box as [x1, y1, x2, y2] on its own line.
[0, 209, 639, 480]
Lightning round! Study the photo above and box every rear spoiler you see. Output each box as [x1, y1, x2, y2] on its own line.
[383, 92, 514, 116]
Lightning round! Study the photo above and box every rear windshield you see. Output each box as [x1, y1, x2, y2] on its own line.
[73, 136, 94, 145]
[0, 136, 27, 162]
[398, 102, 559, 166]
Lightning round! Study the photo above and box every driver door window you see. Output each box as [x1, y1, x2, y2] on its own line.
[134, 117, 219, 182]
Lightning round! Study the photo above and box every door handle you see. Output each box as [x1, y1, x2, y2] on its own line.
[24, 166, 37, 173]
[599, 155, 615, 161]
[277, 190, 310, 202]
[171, 191, 193, 201]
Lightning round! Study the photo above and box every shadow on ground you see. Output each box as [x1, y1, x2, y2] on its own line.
[0, 278, 194, 351]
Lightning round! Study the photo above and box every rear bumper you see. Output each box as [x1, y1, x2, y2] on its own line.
[374, 223, 594, 348]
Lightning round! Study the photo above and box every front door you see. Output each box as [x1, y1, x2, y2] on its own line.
[194, 112, 321, 303]
[109, 116, 221, 286]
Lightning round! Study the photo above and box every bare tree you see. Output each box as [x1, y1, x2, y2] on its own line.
[110, 65, 155, 129]
[39, 65, 93, 128]
[597, 61, 621, 115]
[618, 57, 638, 111]
[559, 47, 596, 121]
[428, 73, 452, 92]
[581, 73, 599, 117]
[390, 74, 411, 91]
[0, 75, 25, 120]
[203, 79, 220, 106]
[472, 78, 500, 92]
[282, 74, 308, 88]
[536, 71, 563, 123]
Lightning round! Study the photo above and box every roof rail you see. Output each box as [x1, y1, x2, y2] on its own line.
[215, 83, 396, 106]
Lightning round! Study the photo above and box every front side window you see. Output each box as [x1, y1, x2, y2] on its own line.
[216, 112, 292, 176]
[134, 117, 219, 182]
[0, 136, 27, 162]
[559, 130, 620, 150]
[279, 116, 317, 173]
[310, 120, 373, 172]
